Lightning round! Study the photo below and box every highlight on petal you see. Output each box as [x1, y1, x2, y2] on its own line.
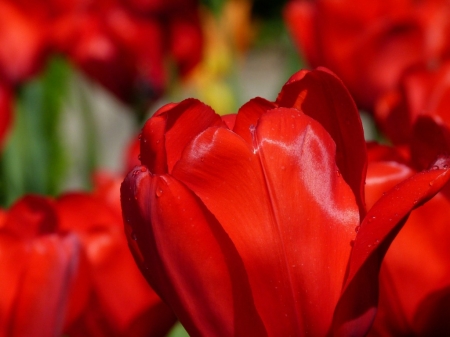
[332, 156, 450, 336]
[173, 107, 359, 336]
[276, 68, 367, 218]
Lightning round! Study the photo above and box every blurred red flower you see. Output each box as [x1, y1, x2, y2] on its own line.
[375, 61, 450, 145]
[50, 0, 203, 106]
[0, 196, 88, 337]
[284, 0, 450, 111]
[121, 68, 450, 336]
[0, 192, 176, 337]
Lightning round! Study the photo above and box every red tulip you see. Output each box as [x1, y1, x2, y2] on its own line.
[0, 191, 176, 337]
[284, 0, 450, 111]
[366, 144, 450, 335]
[375, 61, 450, 145]
[121, 68, 450, 336]
[0, 196, 88, 337]
[50, 0, 202, 106]
[57, 192, 177, 337]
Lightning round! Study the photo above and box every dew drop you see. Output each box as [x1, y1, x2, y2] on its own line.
[131, 231, 138, 241]
[336, 170, 341, 177]
[355, 225, 361, 233]
[140, 166, 147, 172]
[429, 181, 434, 186]
[155, 189, 163, 197]
[138, 154, 141, 160]
[156, 140, 160, 144]
[138, 133, 142, 140]
[368, 244, 372, 248]
[432, 165, 439, 170]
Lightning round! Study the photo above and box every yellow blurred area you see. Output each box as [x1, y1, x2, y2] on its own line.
[182, 0, 255, 115]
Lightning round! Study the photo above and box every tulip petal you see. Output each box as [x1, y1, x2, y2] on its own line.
[410, 115, 450, 171]
[173, 108, 359, 336]
[140, 99, 222, 174]
[0, 233, 83, 337]
[232, 97, 276, 145]
[121, 168, 266, 337]
[3, 195, 57, 240]
[332, 157, 450, 336]
[56, 193, 174, 336]
[276, 68, 367, 218]
[366, 161, 450, 336]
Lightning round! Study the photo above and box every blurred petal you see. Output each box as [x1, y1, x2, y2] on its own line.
[56, 193, 174, 337]
[0, 231, 83, 337]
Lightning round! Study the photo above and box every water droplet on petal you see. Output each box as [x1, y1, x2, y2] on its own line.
[355, 225, 360, 233]
[140, 166, 147, 172]
[138, 133, 142, 140]
[336, 170, 341, 177]
[138, 154, 141, 160]
[131, 231, 137, 241]
[155, 189, 163, 197]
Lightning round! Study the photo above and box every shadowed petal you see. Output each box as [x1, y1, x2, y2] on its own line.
[121, 168, 266, 337]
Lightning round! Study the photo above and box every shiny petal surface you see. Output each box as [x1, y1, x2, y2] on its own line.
[173, 108, 359, 336]
[121, 168, 266, 337]
[140, 99, 221, 174]
[333, 158, 450, 336]
[276, 68, 367, 218]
